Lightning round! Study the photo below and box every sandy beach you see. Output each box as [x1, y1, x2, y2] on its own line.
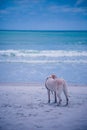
[0, 84, 87, 130]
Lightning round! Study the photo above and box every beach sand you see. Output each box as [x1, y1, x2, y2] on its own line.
[0, 84, 87, 130]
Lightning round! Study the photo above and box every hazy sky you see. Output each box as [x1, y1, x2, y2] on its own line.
[0, 0, 87, 30]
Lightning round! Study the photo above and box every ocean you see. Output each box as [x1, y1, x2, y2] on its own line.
[0, 30, 87, 85]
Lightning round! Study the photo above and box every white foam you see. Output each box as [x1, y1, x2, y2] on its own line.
[0, 49, 87, 57]
[0, 49, 87, 64]
[0, 59, 87, 64]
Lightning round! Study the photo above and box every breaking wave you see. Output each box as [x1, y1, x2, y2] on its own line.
[0, 49, 87, 64]
[0, 49, 87, 57]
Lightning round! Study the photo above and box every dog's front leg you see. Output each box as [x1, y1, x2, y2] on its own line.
[47, 89, 50, 103]
[54, 92, 57, 103]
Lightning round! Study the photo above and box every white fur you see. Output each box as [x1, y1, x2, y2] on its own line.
[45, 77, 69, 105]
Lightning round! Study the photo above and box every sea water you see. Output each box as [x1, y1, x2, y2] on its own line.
[0, 30, 87, 85]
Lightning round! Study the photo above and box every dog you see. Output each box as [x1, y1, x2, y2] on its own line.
[45, 74, 69, 105]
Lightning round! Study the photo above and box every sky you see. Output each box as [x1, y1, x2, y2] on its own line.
[0, 0, 87, 30]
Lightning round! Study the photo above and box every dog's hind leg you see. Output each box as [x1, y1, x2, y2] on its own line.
[56, 92, 62, 106]
[63, 83, 69, 105]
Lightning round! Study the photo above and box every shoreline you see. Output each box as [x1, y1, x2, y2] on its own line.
[0, 82, 87, 87]
[0, 82, 42, 87]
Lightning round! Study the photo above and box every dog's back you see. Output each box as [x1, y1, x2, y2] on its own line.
[45, 76, 69, 105]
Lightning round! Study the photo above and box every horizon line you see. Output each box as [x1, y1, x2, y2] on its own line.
[0, 29, 87, 32]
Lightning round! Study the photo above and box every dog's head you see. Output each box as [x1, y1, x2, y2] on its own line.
[51, 74, 57, 79]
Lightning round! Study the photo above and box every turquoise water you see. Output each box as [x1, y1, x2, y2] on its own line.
[0, 30, 87, 85]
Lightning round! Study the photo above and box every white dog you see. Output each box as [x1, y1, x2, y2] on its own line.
[45, 74, 69, 105]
